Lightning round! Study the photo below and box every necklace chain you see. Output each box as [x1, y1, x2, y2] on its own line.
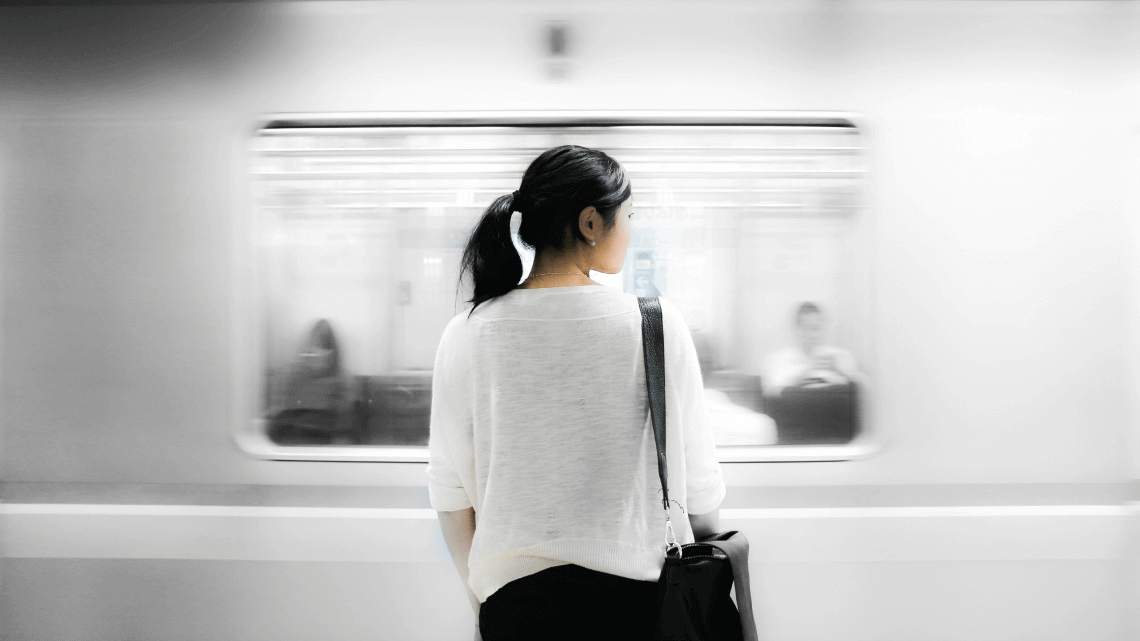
[528, 271, 586, 277]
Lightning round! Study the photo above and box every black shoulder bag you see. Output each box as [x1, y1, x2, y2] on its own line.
[638, 296, 760, 641]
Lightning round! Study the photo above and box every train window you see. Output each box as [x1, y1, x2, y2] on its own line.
[237, 113, 874, 462]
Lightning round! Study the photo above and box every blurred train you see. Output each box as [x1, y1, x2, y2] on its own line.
[1, 1, 1138, 640]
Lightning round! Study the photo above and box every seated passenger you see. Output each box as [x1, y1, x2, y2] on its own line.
[762, 302, 862, 397]
[267, 319, 354, 445]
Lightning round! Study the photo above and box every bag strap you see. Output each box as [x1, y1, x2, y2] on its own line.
[699, 534, 760, 641]
[637, 296, 670, 515]
[638, 296, 684, 557]
[639, 296, 761, 641]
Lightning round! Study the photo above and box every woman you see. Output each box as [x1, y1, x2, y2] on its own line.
[426, 145, 727, 641]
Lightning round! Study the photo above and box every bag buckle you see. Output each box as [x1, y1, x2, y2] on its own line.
[664, 517, 681, 557]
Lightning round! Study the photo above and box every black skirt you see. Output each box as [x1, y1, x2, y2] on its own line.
[478, 564, 659, 641]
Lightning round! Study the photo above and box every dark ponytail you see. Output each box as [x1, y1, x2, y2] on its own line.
[458, 192, 524, 316]
[458, 145, 632, 318]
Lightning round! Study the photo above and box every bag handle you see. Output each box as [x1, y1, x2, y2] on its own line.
[637, 296, 679, 555]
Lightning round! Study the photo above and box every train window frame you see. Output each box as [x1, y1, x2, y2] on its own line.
[232, 111, 882, 464]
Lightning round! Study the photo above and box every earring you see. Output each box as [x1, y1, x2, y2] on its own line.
[591, 241, 596, 246]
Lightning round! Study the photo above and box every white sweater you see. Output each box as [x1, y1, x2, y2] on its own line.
[425, 284, 727, 602]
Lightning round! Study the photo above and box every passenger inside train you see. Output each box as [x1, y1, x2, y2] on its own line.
[762, 302, 865, 444]
[266, 319, 356, 445]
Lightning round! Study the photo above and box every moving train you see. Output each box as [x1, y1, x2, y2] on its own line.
[1, 1, 1137, 640]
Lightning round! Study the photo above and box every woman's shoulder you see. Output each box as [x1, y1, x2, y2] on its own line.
[438, 308, 477, 351]
[653, 295, 684, 325]
[656, 296, 710, 344]
[652, 296, 701, 362]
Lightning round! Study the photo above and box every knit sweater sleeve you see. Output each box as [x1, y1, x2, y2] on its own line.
[426, 315, 475, 512]
[660, 297, 727, 516]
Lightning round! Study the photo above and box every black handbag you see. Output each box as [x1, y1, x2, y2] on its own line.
[638, 296, 759, 641]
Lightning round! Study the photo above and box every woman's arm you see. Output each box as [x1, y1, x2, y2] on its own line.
[690, 509, 721, 540]
[437, 508, 481, 617]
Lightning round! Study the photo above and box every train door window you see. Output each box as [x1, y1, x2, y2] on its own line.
[240, 113, 874, 462]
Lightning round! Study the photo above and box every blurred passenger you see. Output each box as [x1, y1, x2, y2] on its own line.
[762, 302, 862, 397]
[428, 145, 728, 641]
[267, 319, 354, 445]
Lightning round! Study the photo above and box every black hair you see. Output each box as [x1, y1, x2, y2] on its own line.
[457, 145, 632, 318]
[795, 302, 823, 325]
[303, 319, 340, 375]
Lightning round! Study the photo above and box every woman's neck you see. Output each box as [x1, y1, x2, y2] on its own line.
[518, 274, 599, 288]
[522, 253, 597, 288]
